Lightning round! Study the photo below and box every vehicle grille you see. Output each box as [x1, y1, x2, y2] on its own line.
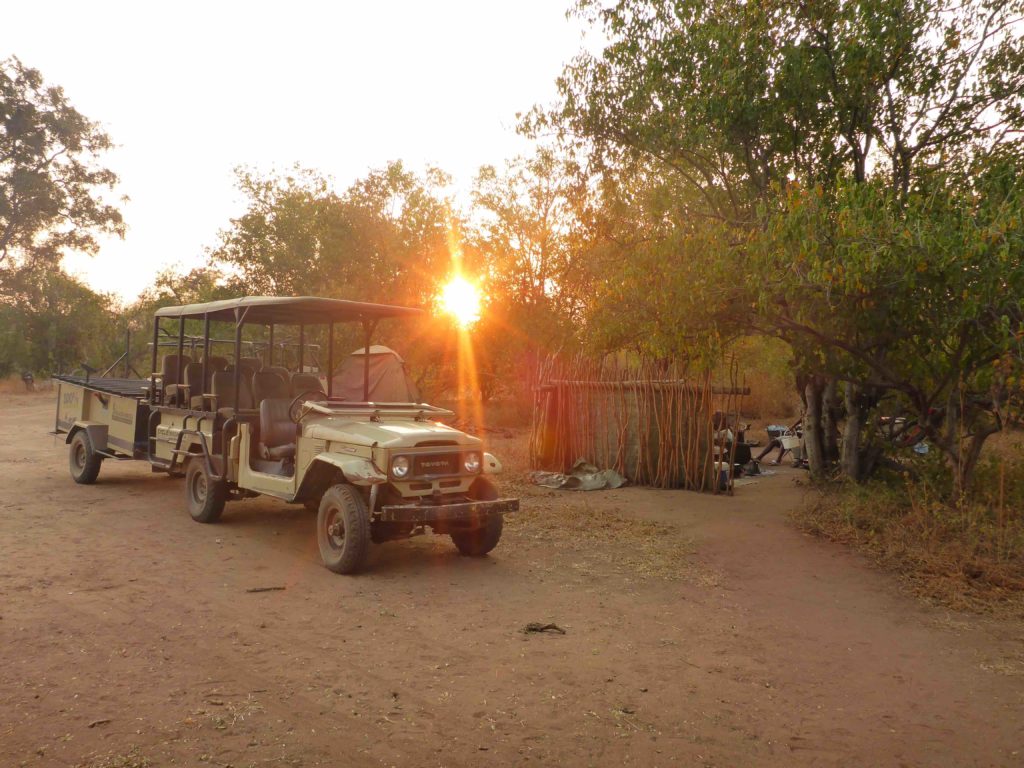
[413, 454, 460, 476]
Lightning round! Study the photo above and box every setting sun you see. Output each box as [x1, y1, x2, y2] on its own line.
[438, 275, 482, 329]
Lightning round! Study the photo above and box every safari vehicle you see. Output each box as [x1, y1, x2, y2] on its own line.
[53, 296, 518, 574]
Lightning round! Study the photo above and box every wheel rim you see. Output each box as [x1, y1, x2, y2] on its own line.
[190, 470, 207, 505]
[72, 442, 85, 471]
[325, 508, 346, 551]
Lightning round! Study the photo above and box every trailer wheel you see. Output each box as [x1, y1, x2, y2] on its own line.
[185, 459, 226, 524]
[69, 430, 102, 485]
[317, 484, 371, 574]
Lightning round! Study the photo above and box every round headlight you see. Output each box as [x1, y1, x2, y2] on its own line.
[391, 456, 410, 478]
[463, 452, 481, 473]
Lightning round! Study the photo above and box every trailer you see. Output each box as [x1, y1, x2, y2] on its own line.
[54, 374, 218, 482]
[54, 375, 151, 482]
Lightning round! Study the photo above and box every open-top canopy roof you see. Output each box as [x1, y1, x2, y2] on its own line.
[154, 296, 423, 325]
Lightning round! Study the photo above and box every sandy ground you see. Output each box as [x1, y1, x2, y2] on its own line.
[1, 393, 1022, 768]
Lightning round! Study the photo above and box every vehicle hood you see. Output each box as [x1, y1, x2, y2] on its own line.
[304, 417, 481, 449]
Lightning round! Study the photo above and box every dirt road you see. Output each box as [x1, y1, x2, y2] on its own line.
[1, 394, 1022, 767]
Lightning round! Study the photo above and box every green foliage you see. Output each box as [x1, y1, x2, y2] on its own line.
[0, 56, 123, 279]
[213, 162, 451, 306]
[0, 265, 116, 376]
[208, 162, 459, 391]
[0, 56, 126, 378]
[554, 0, 1024, 204]
[754, 161, 1024, 472]
[539, 0, 1024, 363]
[536, 0, 1024, 490]
[576, 160, 748, 361]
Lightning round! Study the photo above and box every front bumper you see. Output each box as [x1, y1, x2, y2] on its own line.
[379, 498, 519, 523]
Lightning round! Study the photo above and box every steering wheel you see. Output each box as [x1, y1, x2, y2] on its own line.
[289, 390, 328, 423]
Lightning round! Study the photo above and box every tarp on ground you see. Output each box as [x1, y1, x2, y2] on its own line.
[530, 459, 628, 491]
[332, 345, 420, 402]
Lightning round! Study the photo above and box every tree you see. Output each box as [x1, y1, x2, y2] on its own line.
[342, 162, 453, 308]
[469, 149, 593, 389]
[547, 0, 1024, 207]
[0, 57, 123, 281]
[211, 162, 458, 389]
[562, 157, 749, 362]
[539, 0, 1024, 488]
[755, 159, 1024, 495]
[0, 263, 116, 375]
[211, 166, 347, 296]
[149, 265, 235, 306]
[213, 162, 451, 306]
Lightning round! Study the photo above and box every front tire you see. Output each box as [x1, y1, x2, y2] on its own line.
[450, 476, 504, 557]
[451, 514, 504, 557]
[185, 459, 227, 523]
[69, 431, 102, 484]
[317, 484, 371, 574]
[454, 518, 505, 561]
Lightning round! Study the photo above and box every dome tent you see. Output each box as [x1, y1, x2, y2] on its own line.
[332, 345, 420, 403]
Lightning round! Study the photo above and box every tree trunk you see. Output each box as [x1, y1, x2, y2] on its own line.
[803, 378, 826, 479]
[954, 431, 987, 500]
[841, 382, 864, 481]
[943, 388, 967, 502]
[945, 398, 1001, 503]
[822, 378, 841, 464]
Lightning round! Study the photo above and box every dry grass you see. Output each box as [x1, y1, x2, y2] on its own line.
[0, 375, 53, 395]
[484, 431, 708, 583]
[794, 480, 1024, 618]
[505, 494, 703, 583]
[486, 431, 532, 487]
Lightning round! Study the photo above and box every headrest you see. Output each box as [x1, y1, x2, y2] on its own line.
[290, 373, 323, 397]
[161, 354, 191, 381]
[253, 370, 289, 401]
[265, 366, 291, 383]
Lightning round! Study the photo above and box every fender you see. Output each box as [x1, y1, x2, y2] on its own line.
[483, 452, 503, 474]
[65, 422, 109, 453]
[306, 454, 387, 488]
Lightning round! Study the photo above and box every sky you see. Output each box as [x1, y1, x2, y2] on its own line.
[2, 1, 591, 302]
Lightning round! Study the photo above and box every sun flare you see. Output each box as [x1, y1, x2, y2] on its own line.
[438, 275, 482, 329]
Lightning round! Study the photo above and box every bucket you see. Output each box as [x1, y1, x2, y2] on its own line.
[780, 433, 801, 451]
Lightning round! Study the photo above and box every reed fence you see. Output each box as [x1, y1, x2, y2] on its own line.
[530, 355, 747, 492]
